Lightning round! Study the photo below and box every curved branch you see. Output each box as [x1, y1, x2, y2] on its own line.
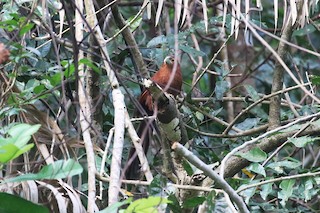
[172, 142, 249, 213]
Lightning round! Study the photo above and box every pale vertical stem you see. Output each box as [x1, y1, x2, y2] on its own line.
[108, 88, 125, 204]
[83, 0, 126, 204]
[75, 0, 96, 212]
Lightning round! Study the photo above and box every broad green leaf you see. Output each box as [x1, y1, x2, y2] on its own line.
[127, 16, 142, 32]
[247, 163, 266, 177]
[179, 45, 206, 57]
[195, 111, 204, 122]
[288, 136, 320, 148]
[168, 193, 183, 213]
[235, 118, 260, 131]
[244, 85, 260, 102]
[278, 179, 295, 206]
[237, 147, 267, 163]
[238, 182, 258, 204]
[98, 198, 132, 213]
[12, 144, 34, 159]
[3, 159, 83, 183]
[8, 123, 41, 148]
[260, 182, 273, 200]
[304, 178, 313, 201]
[310, 75, 320, 85]
[182, 196, 206, 208]
[125, 196, 171, 213]
[215, 80, 229, 100]
[147, 35, 167, 47]
[79, 58, 101, 74]
[293, 24, 316, 36]
[266, 160, 301, 173]
[19, 23, 34, 36]
[0, 144, 19, 163]
[0, 192, 49, 213]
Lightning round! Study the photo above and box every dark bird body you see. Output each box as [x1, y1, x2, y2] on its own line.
[126, 56, 182, 180]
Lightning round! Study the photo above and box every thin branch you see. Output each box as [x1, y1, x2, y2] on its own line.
[237, 171, 320, 193]
[220, 112, 320, 178]
[172, 142, 250, 213]
[223, 83, 310, 134]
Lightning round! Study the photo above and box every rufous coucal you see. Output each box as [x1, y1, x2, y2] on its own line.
[126, 56, 182, 180]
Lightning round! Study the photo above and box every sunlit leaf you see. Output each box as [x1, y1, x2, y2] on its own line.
[0, 144, 19, 163]
[278, 179, 295, 206]
[237, 147, 267, 163]
[8, 124, 40, 148]
[19, 23, 34, 36]
[267, 160, 301, 174]
[260, 182, 273, 200]
[98, 198, 132, 213]
[247, 163, 266, 177]
[125, 196, 171, 213]
[288, 136, 320, 148]
[3, 159, 83, 183]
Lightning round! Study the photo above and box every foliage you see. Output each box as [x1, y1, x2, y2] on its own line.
[0, 123, 39, 164]
[0, 192, 49, 213]
[0, 0, 320, 212]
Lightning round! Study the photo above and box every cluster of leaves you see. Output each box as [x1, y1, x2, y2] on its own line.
[1, 0, 320, 212]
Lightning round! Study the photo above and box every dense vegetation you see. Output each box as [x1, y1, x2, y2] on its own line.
[0, 0, 320, 212]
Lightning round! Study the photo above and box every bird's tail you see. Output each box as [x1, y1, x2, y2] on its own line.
[125, 119, 152, 180]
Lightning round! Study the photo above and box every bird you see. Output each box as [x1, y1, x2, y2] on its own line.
[125, 55, 183, 180]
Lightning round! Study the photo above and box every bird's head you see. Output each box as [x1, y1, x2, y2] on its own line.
[163, 56, 178, 66]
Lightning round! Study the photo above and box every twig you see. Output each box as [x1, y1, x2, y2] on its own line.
[223, 83, 310, 134]
[237, 171, 320, 193]
[172, 142, 250, 213]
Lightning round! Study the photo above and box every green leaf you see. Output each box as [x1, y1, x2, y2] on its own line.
[195, 111, 204, 122]
[288, 136, 320, 148]
[98, 198, 132, 213]
[79, 58, 101, 74]
[8, 123, 41, 148]
[127, 16, 142, 32]
[182, 196, 206, 208]
[12, 143, 34, 159]
[235, 118, 260, 131]
[3, 159, 83, 183]
[0, 192, 49, 213]
[247, 163, 266, 177]
[293, 24, 316, 36]
[244, 85, 260, 102]
[19, 23, 34, 36]
[310, 75, 320, 85]
[0, 144, 19, 163]
[215, 80, 229, 100]
[179, 45, 206, 57]
[147, 35, 167, 47]
[260, 182, 273, 200]
[125, 196, 171, 213]
[278, 179, 295, 206]
[167, 194, 183, 213]
[237, 147, 267, 163]
[238, 182, 258, 204]
[304, 178, 313, 201]
[266, 160, 301, 174]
